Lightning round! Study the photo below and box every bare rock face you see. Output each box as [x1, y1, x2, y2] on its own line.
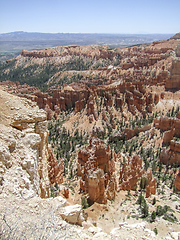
[155, 117, 180, 165]
[78, 137, 115, 204]
[59, 204, 87, 226]
[21, 45, 115, 60]
[144, 169, 157, 198]
[176, 43, 180, 57]
[160, 140, 180, 165]
[87, 96, 98, 121]
[88, 168, 107, 204]
[163, 129, 175, 144]
[63, 187, 69, 198]
[170, 33, 180, 40]
[174, 168, 180, 191]
[0, 89, 63, 199]
[146, 178, 156, 198]
[118, 155, 144, 191]
[166, 44, 180, 90]
[118, 155, 156, 197]
[47, 149, 64, 185]
[166, 58, 180, 90]
[106, 175, 117, 201]
[155, 117, 180, 135]
[75, 99, 85, 114]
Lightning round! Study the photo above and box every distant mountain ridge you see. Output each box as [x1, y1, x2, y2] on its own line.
[0, 31, 174, 42]
[0, 32, 175, 62]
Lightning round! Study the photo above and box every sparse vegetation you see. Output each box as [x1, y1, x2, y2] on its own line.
[1, 34, 180, 239]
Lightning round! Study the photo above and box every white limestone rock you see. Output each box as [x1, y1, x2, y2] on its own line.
[171, 232, 180, 240]
[0, 142, 11, 168]
[59, 204, 87, 226]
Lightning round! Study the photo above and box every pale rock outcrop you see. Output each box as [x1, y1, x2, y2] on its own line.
[88, 168, 107, 204]
[0, 89, 63, 199]
[165, 43, 180, 90]
[59, 204, 87, 226]
[106, 175, 117, 200]
[0, 141, 12, 168]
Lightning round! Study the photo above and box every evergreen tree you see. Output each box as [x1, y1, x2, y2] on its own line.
[151, 211, 156, 222]
[141, 201, 149, 218]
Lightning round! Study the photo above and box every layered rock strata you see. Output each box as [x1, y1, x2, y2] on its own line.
[165, 43, 180, 90]
[174, 168, 180, 191]
[118, 155, 156, 197]
[155, 116, 180, 165]
[0, 89, 63, 199]
[77, 137, 115, 204]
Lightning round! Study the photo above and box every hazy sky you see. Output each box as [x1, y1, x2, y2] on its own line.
[0, 0, 179, 34]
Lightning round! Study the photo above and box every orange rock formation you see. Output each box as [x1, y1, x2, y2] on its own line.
[118, 155, 156, 197]
[77, 137, 116, 203]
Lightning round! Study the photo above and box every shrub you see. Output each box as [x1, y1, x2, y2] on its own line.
[141, 201, 149, 218]
[156, 205, 165, 216]
[152, 197, 156, 205]
[153, 228, 158, 235]
[140, 178, 148, 190]
[163, 213, 178, 223]
[137, 192, 145, 206]
[81, 197, 89, 209]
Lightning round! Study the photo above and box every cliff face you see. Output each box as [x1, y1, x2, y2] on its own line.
[0, 89, 62, 199]
[154, 116, 180, 165]
[118, 155, 156, 197]
[174, 168, 180, 191]
[1, 39, 180, 95]
[20, 45, 116, 60]
[165, 44, 180, 90]
[1, 38, 180, 121]
[78, 137, 115, 204]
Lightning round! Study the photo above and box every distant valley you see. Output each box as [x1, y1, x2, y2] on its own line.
[0, 31, 174, 62]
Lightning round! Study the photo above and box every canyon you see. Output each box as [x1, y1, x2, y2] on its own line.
[0, 34, 180, 239]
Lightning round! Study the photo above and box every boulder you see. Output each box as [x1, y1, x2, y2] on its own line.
[59, 204, 87, 225]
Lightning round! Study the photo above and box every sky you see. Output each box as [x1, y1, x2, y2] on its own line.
[0, 0, 179, 34]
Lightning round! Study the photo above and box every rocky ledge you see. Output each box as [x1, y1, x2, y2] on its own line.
[0, 89, 63, 199]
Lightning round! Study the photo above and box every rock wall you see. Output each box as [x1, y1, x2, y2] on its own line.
[21, 45, 115, 60]
[166, 58, 180, 90]
[174, 168, 180, 191]
[118, 155, 144, 191]
[154, 117, 180, 136]
[160, 143, 180, 165]
[0, 89, 63, 199]
[118, 155, 156, 197]
[155, 116, 180, 165]
[77, 137, 116, 203]
[165, 43, 180, 90]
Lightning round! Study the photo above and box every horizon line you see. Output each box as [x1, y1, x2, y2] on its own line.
[0, 31, 176, 35]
